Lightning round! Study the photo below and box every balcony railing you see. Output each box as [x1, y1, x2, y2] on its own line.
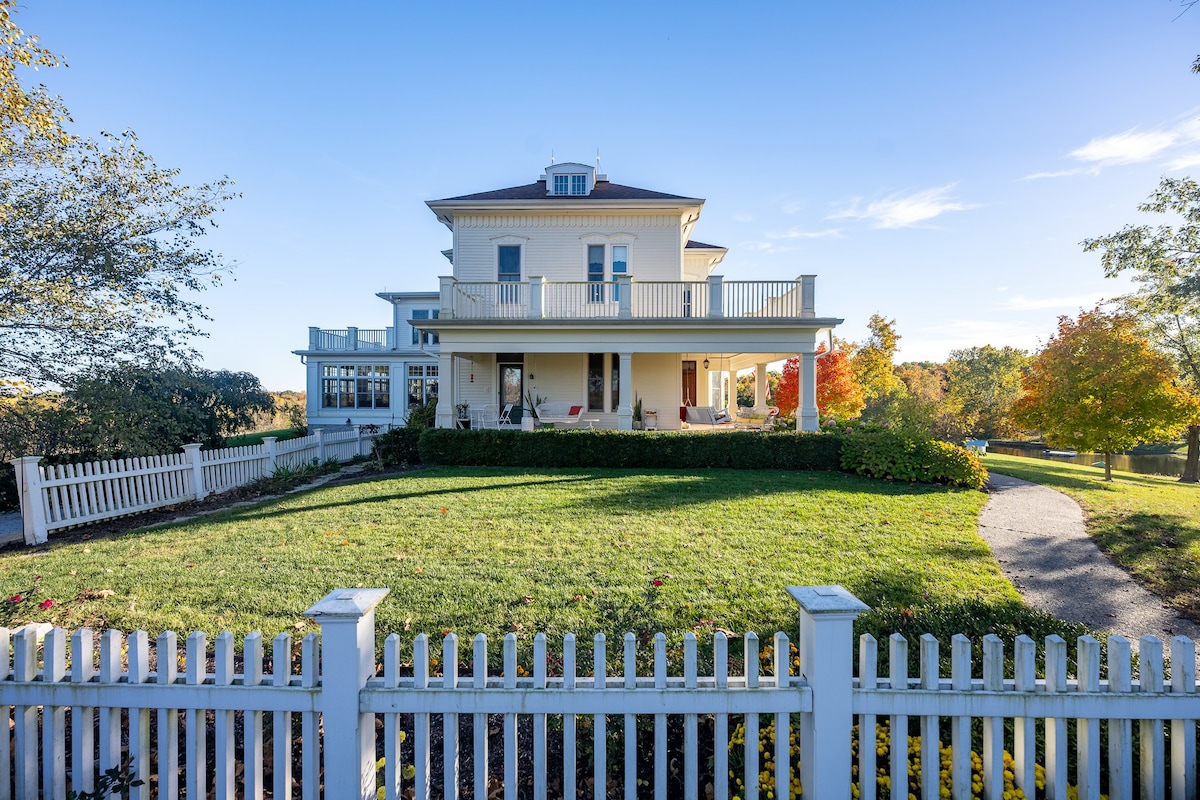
[438, 275, 817, 321]
[307, 327, 396, 352]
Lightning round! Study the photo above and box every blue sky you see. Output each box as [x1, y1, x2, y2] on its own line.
[18, 2, 1200, 389]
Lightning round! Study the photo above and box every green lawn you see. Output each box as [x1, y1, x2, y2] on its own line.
[986, 453, 1200, 620]
[0, 466, 1081, 661]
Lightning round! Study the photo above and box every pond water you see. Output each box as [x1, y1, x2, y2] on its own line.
[987, 445, 1185, 477]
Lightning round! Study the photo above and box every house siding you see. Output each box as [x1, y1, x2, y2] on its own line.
[453, 213, 686, 283]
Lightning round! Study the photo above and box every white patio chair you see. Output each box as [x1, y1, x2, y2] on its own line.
[497, 403, 516, 429]
[478, 405, 500, 429]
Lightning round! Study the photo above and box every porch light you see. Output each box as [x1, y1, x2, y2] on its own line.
[703, 356, 710, 369]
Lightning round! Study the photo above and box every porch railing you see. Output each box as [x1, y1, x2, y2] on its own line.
[307, 327, 396, 351]
[439, 275, 818, 321]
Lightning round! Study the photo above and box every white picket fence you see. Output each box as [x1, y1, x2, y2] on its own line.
[7, 427, 384, 546]
[2, 585, 1199, 800]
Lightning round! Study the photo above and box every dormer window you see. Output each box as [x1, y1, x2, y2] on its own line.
[544, 162, 595, 196]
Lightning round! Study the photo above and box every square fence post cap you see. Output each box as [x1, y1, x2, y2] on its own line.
[787, 585, 871, 616]
[303, 588, 390, 620]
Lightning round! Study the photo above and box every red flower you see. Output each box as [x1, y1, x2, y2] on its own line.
[652, 579, 663, 587]
[38, 599, 53, 611]
[8, 595, 21, 604]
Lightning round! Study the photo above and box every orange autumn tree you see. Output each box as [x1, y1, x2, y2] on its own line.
[775, 343, 865, 420]
[1013, 308, 1196, 481]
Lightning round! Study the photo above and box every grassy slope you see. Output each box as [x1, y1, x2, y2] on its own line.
[0, 467, 1033, 647]
[986, 453, 1200, 620]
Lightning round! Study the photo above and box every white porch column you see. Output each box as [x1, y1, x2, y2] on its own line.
[438, 276, 454, 318]
[617, 352, 634, 430]
[436, 351, 455, 429]
[800, 351, 819, 431]
[753, 362, 768, 412]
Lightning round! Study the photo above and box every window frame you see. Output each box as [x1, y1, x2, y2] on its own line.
[321, 364, 390, 409]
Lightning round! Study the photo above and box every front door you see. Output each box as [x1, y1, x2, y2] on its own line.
[499, 359, 523, 423]
[681, 360, 697, 407]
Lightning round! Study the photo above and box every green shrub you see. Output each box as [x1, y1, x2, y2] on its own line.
[406, 398, 437, 429]
[372, 427, 421, 466]
[839, 429, 987, 489]
[418, 428, 844, 471]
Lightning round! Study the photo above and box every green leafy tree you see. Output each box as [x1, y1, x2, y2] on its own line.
[1082, 177, 1200, 481]
[849, 314, 907, 423]
[943, 345, 1030, 440]
[0, 131, 237, 387]
[893, 361, 961, 440]
[0, 3, 237, 389]
[68, 366, 274, 455]
[1013, 309, 1195, 481]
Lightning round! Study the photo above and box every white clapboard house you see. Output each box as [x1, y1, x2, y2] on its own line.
[294, 161, 841, 431]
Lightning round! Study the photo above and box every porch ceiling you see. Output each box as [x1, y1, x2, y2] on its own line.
[429, 318, 842, 355]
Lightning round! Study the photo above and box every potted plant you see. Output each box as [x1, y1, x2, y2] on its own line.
[632, 394, 644, 430]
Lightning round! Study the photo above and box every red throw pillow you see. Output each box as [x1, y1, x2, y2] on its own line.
[568, 405, 582, 415]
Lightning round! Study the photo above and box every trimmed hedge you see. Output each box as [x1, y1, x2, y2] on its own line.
[371, 427, 422, 466]
[839, 429, 987, 490]
[418, 428, 843, 471]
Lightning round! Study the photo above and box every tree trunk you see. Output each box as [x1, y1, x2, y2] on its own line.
[1104, 451, 1113, 482]
[1181, 424, 1200, 483]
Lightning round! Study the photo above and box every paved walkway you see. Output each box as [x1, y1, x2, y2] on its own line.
[979, 473, 1200, 645]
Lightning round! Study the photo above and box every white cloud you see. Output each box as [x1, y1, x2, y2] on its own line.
[766, 227, 845, 240]
[995, 293, 1105, 311]
[1033, 112, 1200, 178]
[828, 185, 974, 229]
[1167, 152, 1200, 171]
[732, 213, 754, 223]
[897, 319, 1051, 361]
[1069, 129, 1179, 166]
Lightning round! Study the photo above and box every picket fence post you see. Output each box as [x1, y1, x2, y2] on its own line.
[304, 588, 390, 800]
[182, 444, 207, 501]
[10, 456, 47, 545]
[789, 585, 871, 800]
[314, 428, 325, 463]
[263, 437, 278, 472]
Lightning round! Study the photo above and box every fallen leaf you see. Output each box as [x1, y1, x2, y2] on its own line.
[403, 617, 412, 632]
[413, 567, 424, 575]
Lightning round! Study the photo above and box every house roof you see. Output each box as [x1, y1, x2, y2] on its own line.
[685, 239, 725, 250]
[429, 179, 701, 204]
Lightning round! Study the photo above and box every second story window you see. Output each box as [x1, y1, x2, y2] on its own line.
[498, 245, 521, 281]
[411, 309, 440, 345]
[553, 175, 569, 195]
[611, 245, 627, 301]
[587, 244, 605, 302]
[571, 174, 587, 195]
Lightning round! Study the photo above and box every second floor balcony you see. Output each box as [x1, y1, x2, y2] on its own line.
[438, 274, 817, 321]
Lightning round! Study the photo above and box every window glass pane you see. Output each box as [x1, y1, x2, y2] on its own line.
[571, 174, 587, 195]
[588, 245, 604, 302]
[612, 246, 627, 274]
[554, 175, 568, 195]
[322, 378, 338, 407]
[428, 365, 438, 377]
[588, 353, 604, 411]
[341, 366, 355, 377]
[340, 379, 355, 408]
[357, 366, 372, 377]
[408, 379, 424, 407]
[498, 246, 521, 281]
[376, 365, 389, 377]
[322, 365, 337, 377]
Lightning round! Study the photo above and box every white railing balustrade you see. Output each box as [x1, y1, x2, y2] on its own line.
[450, 281, 529, 319]
[723, 280, 807, 318]
[540, 281, 620, 318]
[307, 327, 394, 351]
[630, 281, 710, 319]
[9, 427, 385, 545]
[439, 276, 818, 321]
[3, 585, 1198, 800]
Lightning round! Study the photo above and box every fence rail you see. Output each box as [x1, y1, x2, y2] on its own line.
[2, 585, 1198, 800]
[9, 428, 382, 545]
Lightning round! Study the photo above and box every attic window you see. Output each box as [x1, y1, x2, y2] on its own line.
[552, 173, 588, 196]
